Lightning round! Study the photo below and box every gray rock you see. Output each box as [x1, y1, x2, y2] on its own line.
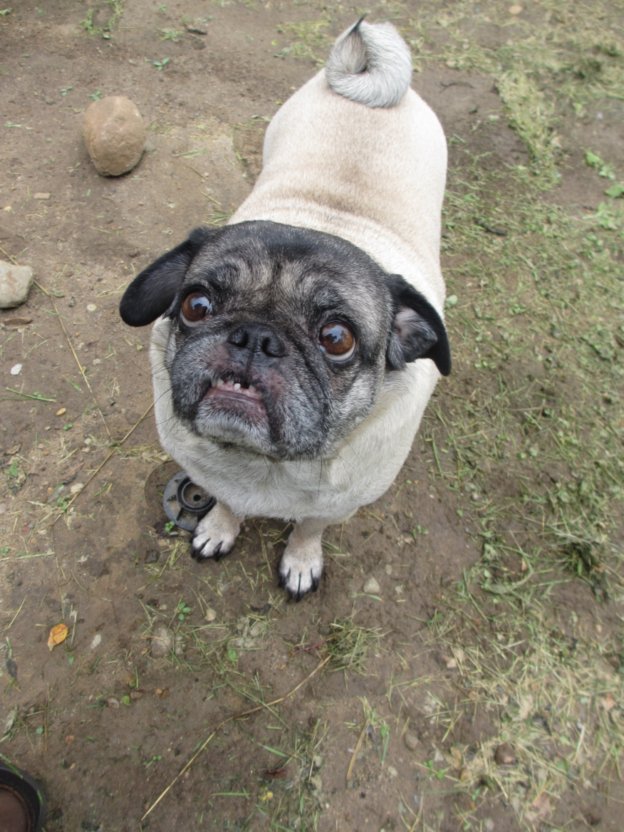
[363, 576, 381, 595]
[0, 260, 34, 309]
[83, 95, 146, 176]
[150, 623, 174, 658]
[403, 731, 420, 751]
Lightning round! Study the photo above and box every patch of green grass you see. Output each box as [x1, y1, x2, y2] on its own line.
[426, 594, 623, 827]
[160, 27, 182, 41]
[149, 56, 171, 71]
[403, 0, 624, 186]
[80, 0, 124, 39]
[432, 154, 623, 592]
[275, 18, 332, 64]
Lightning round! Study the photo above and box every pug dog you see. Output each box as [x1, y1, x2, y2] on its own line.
[119, 20, 450, 599]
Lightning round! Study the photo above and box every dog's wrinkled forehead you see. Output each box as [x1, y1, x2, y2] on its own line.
[183, 221, 391, 336]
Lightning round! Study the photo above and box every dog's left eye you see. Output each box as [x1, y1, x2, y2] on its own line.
[180, 292, 213, 326]
[319, 321, 356, 362]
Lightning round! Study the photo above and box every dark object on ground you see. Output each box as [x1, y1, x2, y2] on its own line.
[163, 471, 215, 532]
[0, 761, 46, 832]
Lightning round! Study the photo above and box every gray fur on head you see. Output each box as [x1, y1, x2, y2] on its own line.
[325, 20, 413, 108]
[120, 220, 449, 460]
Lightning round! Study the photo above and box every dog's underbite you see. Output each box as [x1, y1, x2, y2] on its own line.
[119, 20, 451, 600]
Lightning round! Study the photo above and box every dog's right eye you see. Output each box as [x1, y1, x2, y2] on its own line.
[180, 292, 213, 326]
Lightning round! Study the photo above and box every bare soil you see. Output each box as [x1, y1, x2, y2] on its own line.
[1, 2, 622, 831]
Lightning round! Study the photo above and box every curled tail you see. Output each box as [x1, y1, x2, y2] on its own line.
[325, 19, 412, 108]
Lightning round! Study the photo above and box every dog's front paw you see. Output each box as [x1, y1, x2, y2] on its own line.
[278, 545, 323, 601]
[191, 502, 241, 561]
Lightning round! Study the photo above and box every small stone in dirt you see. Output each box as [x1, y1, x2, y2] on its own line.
[403, 731, 420, 751]
[3, 316, 33, 327]
[309, 774, 322, 792]
[363, 577, 381, 595]
[144, 549, 160, 564]
[83, 95, 146, 176]
[150, 623, 174, 658]
[186, 23, 208, 35]
[0, 260, 34, 309]
[494, 742, 517, 765]
[204, 607, 217, 622]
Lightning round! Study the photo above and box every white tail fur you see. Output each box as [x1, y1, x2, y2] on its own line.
[325, 20, 413, 108]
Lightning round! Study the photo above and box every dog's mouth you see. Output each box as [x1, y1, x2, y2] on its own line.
[199, 375, 267, 421]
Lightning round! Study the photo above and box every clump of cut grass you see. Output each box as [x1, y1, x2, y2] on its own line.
[427, 595, 623, 826]
[410, 0, 624, 185]
[326, 618, 381, 673]
[495, 69, 560, 185]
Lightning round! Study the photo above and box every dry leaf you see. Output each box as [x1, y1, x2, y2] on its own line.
[47, 622, 69, 651]
[527, 792, 552, 823]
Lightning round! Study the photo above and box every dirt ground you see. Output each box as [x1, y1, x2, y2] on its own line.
[1, 2, 623, 831]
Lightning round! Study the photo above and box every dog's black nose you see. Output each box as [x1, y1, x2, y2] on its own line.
[227, 323, 287, 358]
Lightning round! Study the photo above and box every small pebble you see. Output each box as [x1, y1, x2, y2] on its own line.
[363, 577, 381, 595]
[494, 742, 517, 765]
[83, 95, 146, 176]
[150, 623, 174, 658]
[403, 731, 420, 751]
[90, 633, 102, 650]
[309, 775, 322, 792]
[3, 316, 33, 327]
[0, 260, 34, 309]
[185, 23, 208, 35]
[10, 363, 23, 375]
[204, 607, 217, 622]
[56, 407, 67, 416]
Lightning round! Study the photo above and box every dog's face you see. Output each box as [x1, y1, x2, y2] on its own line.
[120, 221, 449, 460]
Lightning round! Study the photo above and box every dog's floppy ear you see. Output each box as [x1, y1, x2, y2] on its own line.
[119, 227, 216, 326]
[385, 274, 451, 375]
